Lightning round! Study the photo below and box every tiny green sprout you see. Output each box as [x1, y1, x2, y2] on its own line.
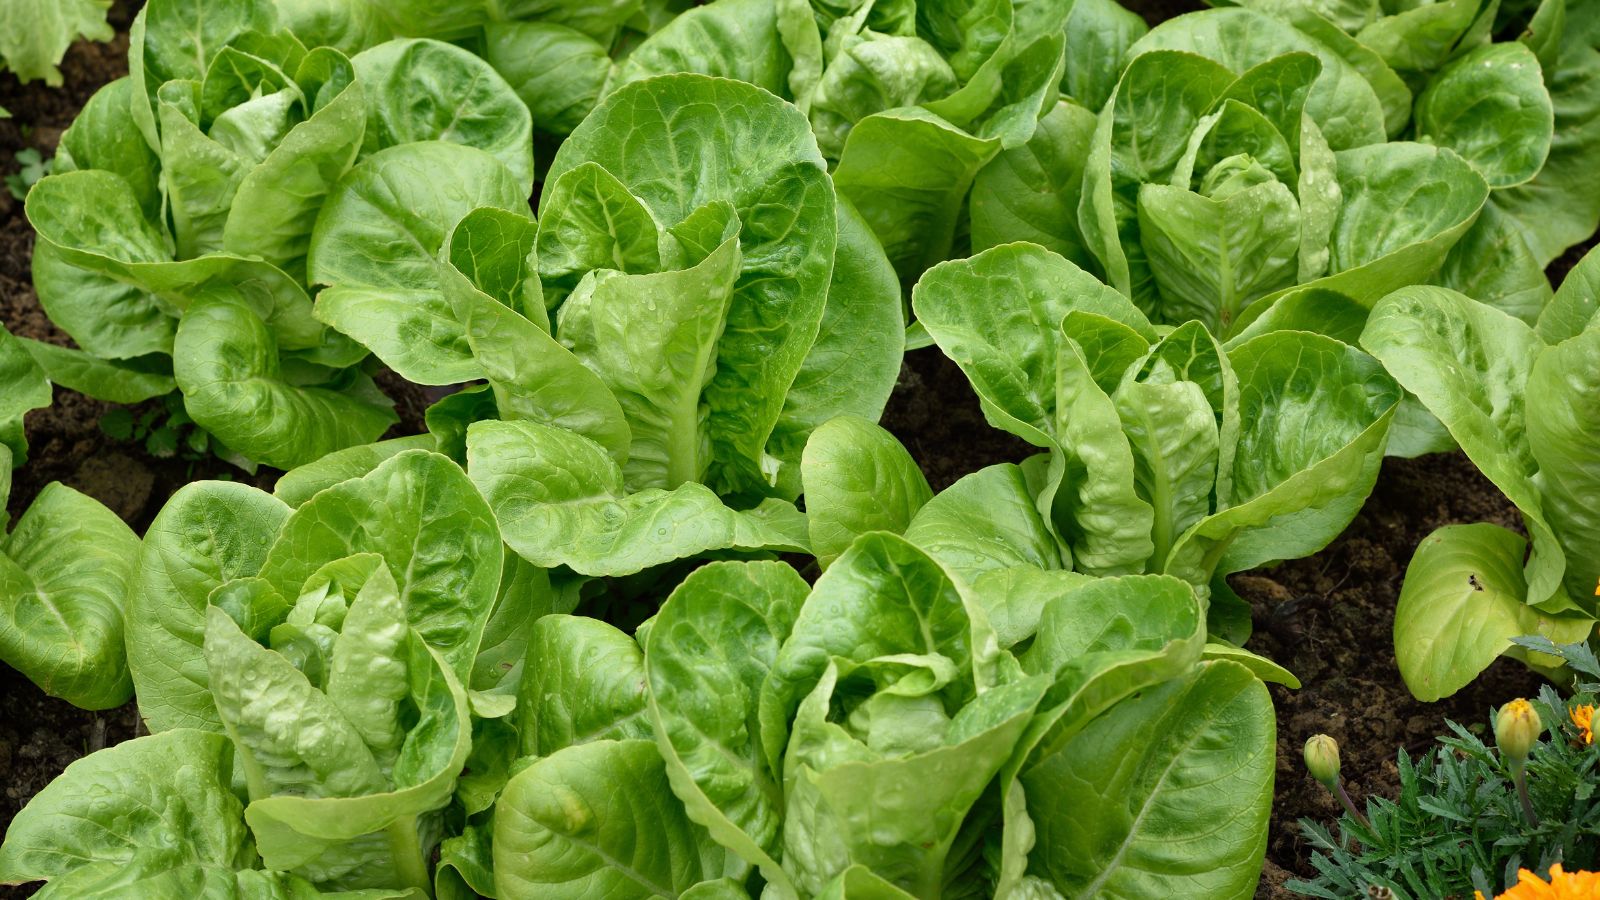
[4, 148, 51, 201]
[1496, 698, 1542, 827]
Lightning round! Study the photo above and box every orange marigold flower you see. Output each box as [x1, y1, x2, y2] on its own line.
[1573, 704, 1595, 746]
[1495, 864, 1600, 899]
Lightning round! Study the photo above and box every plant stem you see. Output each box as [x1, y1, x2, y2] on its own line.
[1337, 780, 1372, 831]
[1514, 764, 1541, 828]
[385, 815, 432, 897]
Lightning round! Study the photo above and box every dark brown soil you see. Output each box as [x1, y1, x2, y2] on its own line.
[1239, 455, 1544, 898]
[2, 2, 1593, 900]
[880, 349, 1035, 492]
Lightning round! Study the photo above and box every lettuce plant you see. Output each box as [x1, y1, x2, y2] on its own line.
[313, 72, 902, 577]
[779, 0, 1075, 279]
[488, 536, 1275, 898]
[861, 242, 1400, 642]
[272, 0, 674, 136]
[0, 0, 113, 116]
[1085, 47, 1486, 334]
[1219, 0, 1600, 282]
[981, 16, 1510, 333]
[1357, 246, 1600, 701]
[0, 329, 147, 710]
[22, 0, 539, 470]
[580, 0, 1131, 285]
[0, 447, 562, 896]
[973, 2, 1600, 356]
[800, 410, 1307, 675]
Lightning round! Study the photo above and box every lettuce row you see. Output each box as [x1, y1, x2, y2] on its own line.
[871, 242, 1402, 641]
[0, 448, 547, 894]
[307, 73, 903, 578]
[22, 0, 541, 470]
[270, 0, 1128, 286]
[0, 447, 140, 711]
[490, 538, 1275, 899]
[13, 0, 1596, 894]
[971, 2, 1600, 408]
[0, 445, 1282, 898]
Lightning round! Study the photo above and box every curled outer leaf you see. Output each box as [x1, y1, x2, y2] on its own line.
[174, 295, 397, 470]
[995, 574, 1209, 895]
[516, 614, 652, 758]
[1165, 330, 1401, 586]
[127, 480, 291, 733]
[1527, 322, 1600, 602]
[1413, 42, 1554, 189]
[645, 561, 809, 892]
[0, 730, 251, 889]
[493, 739, 724, 900]
[801, 415, 933, 568]
[467, 420, 807, 578]
[1021, 660, 1274, 898]
[1393, 523, 1593, 701]
[0, 484, 140, 709]
[350, 38, 534, 193]
[903, 462, 1070, 584]
[1360, 287, 1567, 609]
[26, 169, 340, 360]
[833, 107, 1000, 280]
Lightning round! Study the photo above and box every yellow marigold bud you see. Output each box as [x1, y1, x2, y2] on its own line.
[1496, 698, 1541, 764]
[1304, 733, 1341, 788]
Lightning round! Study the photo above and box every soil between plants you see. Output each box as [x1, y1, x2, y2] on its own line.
[0, 4, 1592, 899]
